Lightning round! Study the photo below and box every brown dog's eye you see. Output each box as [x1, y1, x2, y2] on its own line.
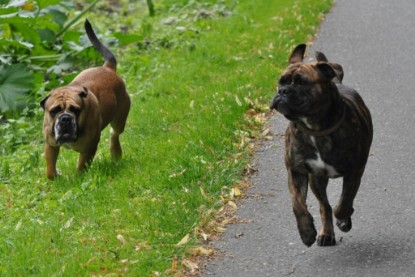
[69, 106, 81, 116]
[50, 107, 62, 117]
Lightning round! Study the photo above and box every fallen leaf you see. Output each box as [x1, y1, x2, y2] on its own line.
[181, 259, 199, 273]
[261, 128, 270, 137]
[135, 242, 151, 251]
[215, 226, 226, 233]
[227, 201, 237, 210]
[245, 108, 257, 116]
[15, 219, 23, 232]
[189, 247, 214, 256]
[200, 187, 208, 199]
[120, 259, 129, 264]
[172, 256, 178, 272]
[117, 234, 127, 245]
[63, 217, 74, 229]
[176, 234, 190, 247]
[169, 169, 187, 179]
[232, 186, 241, 197]
[235, 95, 242, 106]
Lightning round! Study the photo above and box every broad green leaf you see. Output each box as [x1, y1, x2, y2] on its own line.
[113, 32, 144, 46]
[35, 0, 62, 9]
[0, 64, 34, 113]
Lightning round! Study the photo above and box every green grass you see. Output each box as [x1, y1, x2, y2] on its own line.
[0, 0, 332, 275]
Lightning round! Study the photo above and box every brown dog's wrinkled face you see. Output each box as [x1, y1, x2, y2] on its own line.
[40, 88, 88, 146]
[269, 45, 337, 121]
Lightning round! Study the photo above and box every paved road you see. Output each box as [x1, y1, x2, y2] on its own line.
[203, 0, 415, 276]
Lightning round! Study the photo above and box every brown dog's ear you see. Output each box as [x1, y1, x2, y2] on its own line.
[289, 44, 306, 64]
[40, 95, 49, 110]
[79, 87, 88, 98]
[316, 63, 336, 80]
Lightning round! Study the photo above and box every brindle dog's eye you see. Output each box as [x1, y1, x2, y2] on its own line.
[50, 107, 62, 117]
[294, 76, 308, 86]
[69, 106, 81, 116]
[279, 76, 291, 85]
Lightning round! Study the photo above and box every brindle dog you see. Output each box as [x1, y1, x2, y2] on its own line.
[270, 44, 373, 247]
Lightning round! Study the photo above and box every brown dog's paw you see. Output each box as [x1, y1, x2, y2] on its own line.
[336, 217, 352, 232]
[317, 235, 336, 246]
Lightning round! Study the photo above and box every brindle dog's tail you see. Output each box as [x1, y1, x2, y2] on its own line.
[85, 19, 117, 71]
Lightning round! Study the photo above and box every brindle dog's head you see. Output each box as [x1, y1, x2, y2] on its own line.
[270, 44, 343, 122]
[40, 87, 89, 146]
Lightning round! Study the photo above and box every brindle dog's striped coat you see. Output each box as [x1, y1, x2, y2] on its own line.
[270, 44, 373, 247]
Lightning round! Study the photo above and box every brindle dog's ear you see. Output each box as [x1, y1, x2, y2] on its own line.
[289, 44, 307, 64]
[316, 63, 336, 80]
[315, 51, 344, 83]
[40, 95, 49, 110]
[315, 51, 328, 62]
[79, 87, 88, 98]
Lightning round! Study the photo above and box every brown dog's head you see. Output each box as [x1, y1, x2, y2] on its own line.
[269, 44, 342, 122]
[40, 87, 88, 146]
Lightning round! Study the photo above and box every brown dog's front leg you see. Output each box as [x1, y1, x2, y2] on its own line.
[309, 175, 336, 246]
[45, 144, 60, 180]
[288, 170, 317, 247]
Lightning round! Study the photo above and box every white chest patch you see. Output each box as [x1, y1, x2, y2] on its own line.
[306, 137, 340, 178]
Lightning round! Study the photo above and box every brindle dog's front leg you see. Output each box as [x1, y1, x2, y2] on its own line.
[288, 170, 317, 247]
[309, 175, 336, 246]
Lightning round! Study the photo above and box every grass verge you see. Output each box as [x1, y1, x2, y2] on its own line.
[0, 0, 332, 275]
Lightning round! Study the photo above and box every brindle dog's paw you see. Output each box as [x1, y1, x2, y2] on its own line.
[299, 226, 317, 247]
[317, 235, 336, 246]
[336, 217, 352, 232]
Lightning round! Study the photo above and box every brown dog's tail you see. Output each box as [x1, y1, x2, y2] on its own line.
[84, 19, 117, 71]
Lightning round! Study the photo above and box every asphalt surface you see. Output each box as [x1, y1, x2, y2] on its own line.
[203, 0, 415, 276]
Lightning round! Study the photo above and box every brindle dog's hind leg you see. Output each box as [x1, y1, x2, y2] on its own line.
[288, 170, 317, 247]
[309, 175, 336, 246]
[334, 173, 362, 232]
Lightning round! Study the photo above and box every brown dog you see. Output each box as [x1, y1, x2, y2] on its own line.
[40, 19, 130, 180]
[270, 44, 373, 247]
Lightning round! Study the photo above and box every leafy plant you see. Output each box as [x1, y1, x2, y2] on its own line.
[0, 64, 34, 114]
[0, 0, 99, 117]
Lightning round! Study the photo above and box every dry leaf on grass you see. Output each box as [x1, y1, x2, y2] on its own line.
[231, 186, 241, 197]
[176, 234, 190, 247]
[117, 234, 127, 245]
[169, 169, 187, 178]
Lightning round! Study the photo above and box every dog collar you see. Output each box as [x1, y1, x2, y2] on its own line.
[295, 104, 346, 137]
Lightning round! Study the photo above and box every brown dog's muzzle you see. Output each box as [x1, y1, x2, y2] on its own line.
[54, 112, 78, 145]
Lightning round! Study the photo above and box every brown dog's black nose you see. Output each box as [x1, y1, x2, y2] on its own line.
[60, 114, 73, 126]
